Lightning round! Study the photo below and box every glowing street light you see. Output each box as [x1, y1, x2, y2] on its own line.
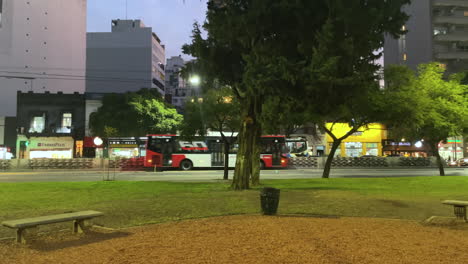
[93, 137, 104, 147]
[189, 75, 201, 86]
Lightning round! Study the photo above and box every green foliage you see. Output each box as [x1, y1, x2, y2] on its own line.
[89, 89, 182, 137]
[261, 96, 312, 136]
[384, 63, 468, 143]
[103, 126, 119, 137]
[184, 0, 410, 187]
[180, 87, 241, 139]
[131, 96, 183, 134]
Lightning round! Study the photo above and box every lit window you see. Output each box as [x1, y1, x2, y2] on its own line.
[62, 113, 72, 128]
[464, 11, 468, 17]
[403, 53, 407, 61]
[29, 114, 46, 133]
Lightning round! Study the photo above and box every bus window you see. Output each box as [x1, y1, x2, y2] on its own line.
[147, 137, 163, 153]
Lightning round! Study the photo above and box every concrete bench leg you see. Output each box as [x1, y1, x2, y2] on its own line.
[73, 220, 85, 234]
[16, 228, 26, 244]
[453, 206, 467, 222]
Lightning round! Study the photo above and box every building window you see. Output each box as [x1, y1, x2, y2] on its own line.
[29, 114, 46, 133]
[152, 78, 165, 90]
[464, 11, 468, 17]
[62, 113, 72, 128]
[365, 143, 378, 156]
[345, 142, 362, 157]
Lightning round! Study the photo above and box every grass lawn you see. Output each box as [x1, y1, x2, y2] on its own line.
[1, 176, 468, 238]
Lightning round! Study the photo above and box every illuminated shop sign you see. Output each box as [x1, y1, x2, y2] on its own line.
[29, 137, 74, 150]
[383, 141, 411, 146]
[37, 143, 66, 148]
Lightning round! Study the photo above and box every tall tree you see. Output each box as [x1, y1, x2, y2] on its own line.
[90, 89, 182, 137]
[180, 87, 241, 180]
[184, 0, 409, 189]
[383, 63, 468, 176]
[261, 96, 312, 137]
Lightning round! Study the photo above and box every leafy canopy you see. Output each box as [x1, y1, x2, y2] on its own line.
[383, 63, 468, 143]
[90, 89, 183, 137]
[180, 86, 241, 139]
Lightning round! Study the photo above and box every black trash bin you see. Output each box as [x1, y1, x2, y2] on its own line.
[260, 187, 280, 215]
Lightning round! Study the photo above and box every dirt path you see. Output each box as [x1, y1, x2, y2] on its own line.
[1, 215, 468, 264]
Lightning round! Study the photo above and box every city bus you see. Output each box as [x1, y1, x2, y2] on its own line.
[143, 132, 289, 170]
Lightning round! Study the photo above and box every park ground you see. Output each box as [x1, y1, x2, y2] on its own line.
[1, 176, 468, 263]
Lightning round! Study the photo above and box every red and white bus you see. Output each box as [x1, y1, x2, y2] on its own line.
[144, 132, 289, 170]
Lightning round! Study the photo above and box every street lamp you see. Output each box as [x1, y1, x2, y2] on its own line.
[189, 75, 201, 86]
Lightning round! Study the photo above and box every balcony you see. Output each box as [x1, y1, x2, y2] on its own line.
[434, 34, 468, 42]
[433, 16, 468, 25]
[433, 0, 468, 8]
[434, 51, 468, 60]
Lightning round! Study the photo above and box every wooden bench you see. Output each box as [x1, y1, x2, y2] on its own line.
[1, 210, 104, 243]
[442, 200, 468, 222]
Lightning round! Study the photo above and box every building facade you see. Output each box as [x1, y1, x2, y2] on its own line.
[16, 91, 86, 159]
[325, 123, 388, 157]
[165, 56, 201, 111]
[0, 0, 87, 116]
[384, 0, 468, 74]
[0, 116, 16, 158]
[86, 19, 166, 95]
[165, 56, 187, 109]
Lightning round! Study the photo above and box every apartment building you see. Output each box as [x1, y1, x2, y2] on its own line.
[0, 0, 87, 116]
[86, 19, 166, 95]
[384, 0, 468, 74]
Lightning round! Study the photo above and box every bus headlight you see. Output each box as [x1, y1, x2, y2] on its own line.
[281, 159, 286, 163]
[169, 160, 173, 164]
[148, 159, 152, 163]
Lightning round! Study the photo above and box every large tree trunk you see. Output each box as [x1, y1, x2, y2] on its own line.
[430, 141, 445, 176]
[223, 142, 230, 180]
[250, 124, 262, 186]
[232, 97, 262, 190]
[322, 140, 341, 178]
[232, 118, 253, 189]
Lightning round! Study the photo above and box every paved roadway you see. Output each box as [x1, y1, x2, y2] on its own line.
[0, 168, 466, 182]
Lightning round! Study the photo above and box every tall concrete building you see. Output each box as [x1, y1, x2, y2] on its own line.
[0, 0, 87, 116]
[86, 19, 166, 95]
[384, 0, 468, 74]
[165, 56, 188, 109]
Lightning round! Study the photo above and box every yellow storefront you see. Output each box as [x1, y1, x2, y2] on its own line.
[325, 123, 387, 157]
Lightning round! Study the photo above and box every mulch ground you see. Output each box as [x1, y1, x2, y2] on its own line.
[1, 215, 468, 264]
